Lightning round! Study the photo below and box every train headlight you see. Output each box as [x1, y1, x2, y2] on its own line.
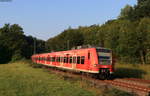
[94, 64, 98, 67]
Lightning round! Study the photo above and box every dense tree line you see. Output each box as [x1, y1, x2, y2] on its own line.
[46, 0, 150, 64]
[0, 24, 45, 64]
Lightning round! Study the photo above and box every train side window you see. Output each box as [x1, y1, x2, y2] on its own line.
[81, 56, 85, 64]
[52, 57, 55, 62]
[88, 52, 90, 59]
[73, 57, 76, 63]
[58, 57, 60, 62]
[77, 56, 80, 64]
[66, 57, 69, 63]
[64, 57, 66, 63]
[69, 57, 72, 63]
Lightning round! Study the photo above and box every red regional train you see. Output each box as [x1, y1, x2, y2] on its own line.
[31, 47, 115, 79]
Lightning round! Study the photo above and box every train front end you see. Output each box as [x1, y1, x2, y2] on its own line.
[96, 48, 114, 79]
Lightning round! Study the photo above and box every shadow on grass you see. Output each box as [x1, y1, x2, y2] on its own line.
[114, 68, 147, 78]
[0, 59, 11, 64]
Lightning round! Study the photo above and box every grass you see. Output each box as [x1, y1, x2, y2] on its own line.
[0, 61, 97, 96]
[0, 60, 133, 96]
[115, 63, 150, 80]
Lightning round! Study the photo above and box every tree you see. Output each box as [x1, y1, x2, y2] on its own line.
[0, 43, 11, 64]
[130, 0, 150, 20]
[136, 18, 150, 64]
[119, 5, 133, 20]
[117, 20, 139, 63]
[0, 24, 28, 61]
[46, 28, 84, 52]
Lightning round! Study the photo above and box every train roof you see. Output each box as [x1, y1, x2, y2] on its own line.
[32, 47, 111, 57]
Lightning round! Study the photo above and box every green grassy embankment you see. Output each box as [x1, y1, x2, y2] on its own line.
[115, 63, 150, 80]
[0, 61, 132, 96]
[0, 61, 97, 96]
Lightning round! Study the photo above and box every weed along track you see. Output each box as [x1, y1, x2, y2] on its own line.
[42, 66, 150, 96]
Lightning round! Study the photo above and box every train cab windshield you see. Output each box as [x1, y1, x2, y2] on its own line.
[96, 48, 112, 65]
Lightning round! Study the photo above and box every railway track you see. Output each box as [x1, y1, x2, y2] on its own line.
[43, 66, 150, 96]
[125, 78, 150, 84]
[104, 79, 150, 96]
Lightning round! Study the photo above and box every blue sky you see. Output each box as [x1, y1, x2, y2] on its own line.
[0, 0, 137, 40]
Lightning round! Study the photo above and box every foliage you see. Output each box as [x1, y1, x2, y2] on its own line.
[120, 0, 150, 21]
[118, 5, 133, 20]
[0, 43, 11, 63]
[103, 89, 134, 96]
[116, 63, 150, 80]
[46, 28, 84, 51]
[0, 24, 45, 63]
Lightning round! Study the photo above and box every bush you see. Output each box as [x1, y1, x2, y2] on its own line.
[103, 89, 135, 96]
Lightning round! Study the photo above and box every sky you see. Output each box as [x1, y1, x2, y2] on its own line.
[0, 0, 137, 40]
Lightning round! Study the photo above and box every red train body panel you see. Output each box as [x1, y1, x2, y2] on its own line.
[31, 47, 115, 78]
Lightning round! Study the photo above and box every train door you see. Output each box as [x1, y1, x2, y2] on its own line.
[72, 55, 77, 70]
[55, 56, 58, 66]
[57, 57, 61, 66]
[43, 56, 46, 64]
[46, 55, 50, 65]
[87, 51, 91, 71]
[60, 56, 64, 67]
[50, 56, 52, 65]
[51, 55, 55, 66]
